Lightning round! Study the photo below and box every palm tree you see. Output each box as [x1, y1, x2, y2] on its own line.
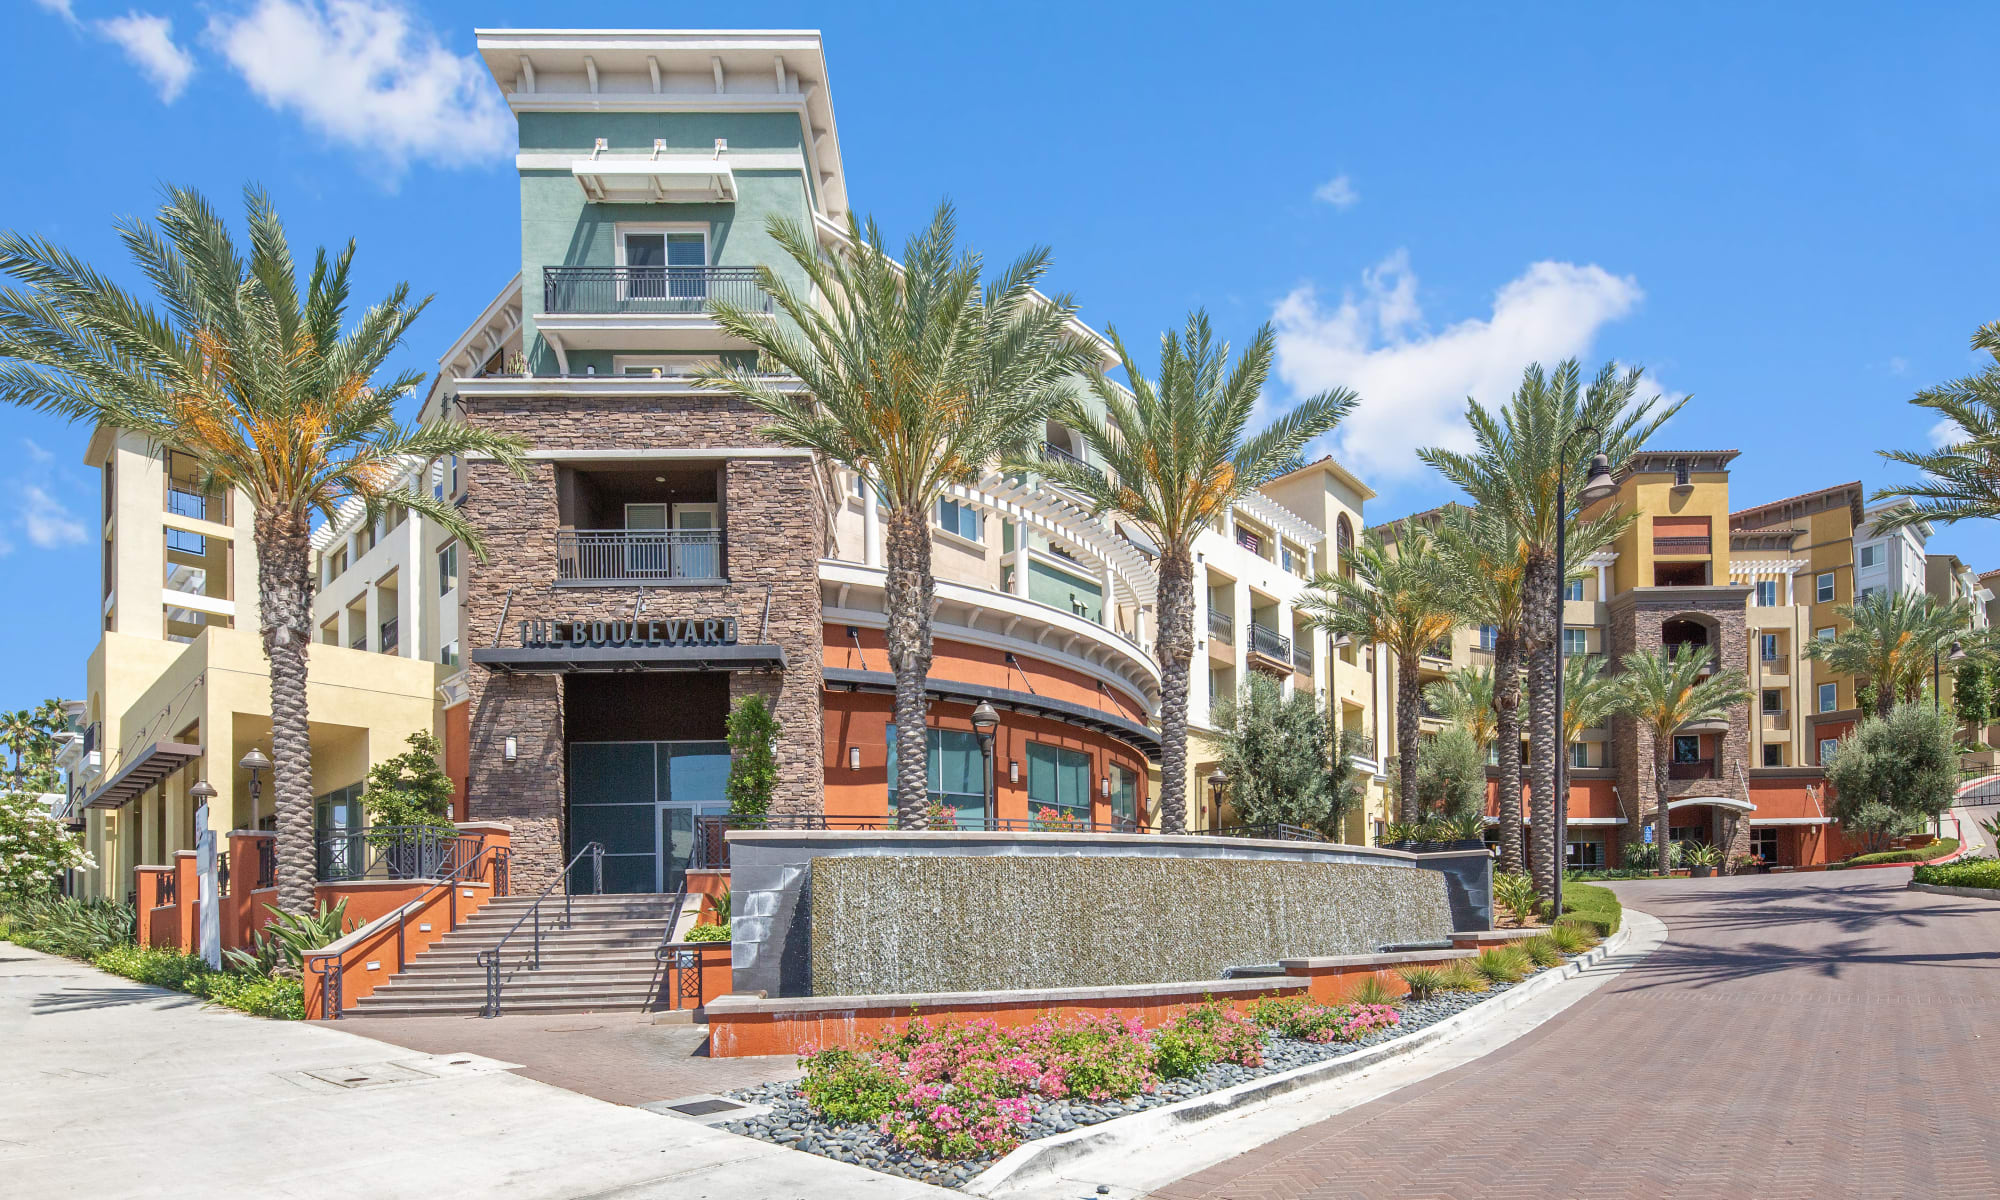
[1034, 312, 1354, 834]
[0, 186, 532, 914]
[1425, 666, 1497, 752]
[1562, 652, 1623, 762]
[1803, 590, 1974, 716]
[1435, 505, 1529, 871]
[697, 202, 1089, 826]
[1874, 319, 2000, 529]
[1300, 525, 1464, 823]
[1420, 360, 1681, 902]
[1614, 646, 1753, 877]
[0, 709, 36, 790]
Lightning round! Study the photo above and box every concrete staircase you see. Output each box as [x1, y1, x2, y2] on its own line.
[348, 892, 695, 1017]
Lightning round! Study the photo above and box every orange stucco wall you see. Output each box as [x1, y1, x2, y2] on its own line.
[444, 700, 470, 822]
[825, 625, 1149, 722]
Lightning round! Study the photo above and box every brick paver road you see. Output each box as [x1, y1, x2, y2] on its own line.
[1151, 869, 2000, 1200]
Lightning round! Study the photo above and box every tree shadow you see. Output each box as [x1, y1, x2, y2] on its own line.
[32, 986, 199, 1015]
[1606, 935, 2000, 993]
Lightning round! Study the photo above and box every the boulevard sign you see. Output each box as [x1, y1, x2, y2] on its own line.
[518, 617, 739, 649]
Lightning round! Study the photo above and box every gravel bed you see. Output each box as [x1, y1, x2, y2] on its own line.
[717, 960, 1572, 1191]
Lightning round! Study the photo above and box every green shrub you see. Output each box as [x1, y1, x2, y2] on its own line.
[226, 901, 351, 978]
[1549, 922, 1595, 954]
[94, 944, 211, 991]
[1395, 965, 1450, 1000]
[1523, 935, 1563, 967]
[684, 922, 730, 943]
[1440, 959, 1489, 992]
[1830, 838, 1959, 869]
[195, 972, 307, 1020]
[1913, 856, 2000, 890]
[1493, 872, 1539, 927]
[1560, 882, 1622, 936]
[799, 1047, 902, 1124]
[1348, 975, 1395, 1007]
[0, 894, 136, 958]
[1473, 947, 1530, 984]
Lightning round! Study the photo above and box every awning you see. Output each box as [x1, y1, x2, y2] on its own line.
[1668, 796, 1757, 815]
[85, 741, 202, 810]
[823, 667, 1162, 761]
[572, 156, 735, 203]
[470, 643, 787, 674]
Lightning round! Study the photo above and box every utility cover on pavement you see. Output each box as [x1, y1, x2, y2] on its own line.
[641, 1094, 771, 1126]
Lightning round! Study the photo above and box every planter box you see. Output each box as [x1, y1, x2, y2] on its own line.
[1380, 839, 1489, 854]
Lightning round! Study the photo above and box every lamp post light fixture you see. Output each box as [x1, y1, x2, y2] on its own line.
[1552, 432, 1617, 919]
[970, 701, 1000, 827]
[1207, 765, 1229, 833]
[1934, 639, 1967, 715]
[238, 746, 270, 831]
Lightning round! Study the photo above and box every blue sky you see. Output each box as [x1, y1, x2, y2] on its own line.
[5, 0, 1999, 707]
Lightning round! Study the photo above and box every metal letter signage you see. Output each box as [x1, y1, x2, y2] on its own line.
[518, 617, 739, 649]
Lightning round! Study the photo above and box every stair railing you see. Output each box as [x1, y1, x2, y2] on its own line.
[308, 840, 511, 1020]
[653, 889, 706, 1012]
[477, 842, 604, 1018]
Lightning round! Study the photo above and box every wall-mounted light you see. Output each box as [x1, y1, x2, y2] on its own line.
[503, 736, 518, 762]
[848, 745, 861, 770]
[1101, 775, 1110, 798]
[1009, 760, 1020, 784]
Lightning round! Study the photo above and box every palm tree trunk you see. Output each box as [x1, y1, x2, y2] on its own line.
[883, 506, 935, 829]
[1523, 552, 1559, 904]
[1395, 650, 1422, 824]
[1154, 548, 1194, 835]
[1876, 681, 1895, 717]
[1493, 625, 1525, 873]
[256, 509, 317, 916]
[1654, 736, 1672, 878]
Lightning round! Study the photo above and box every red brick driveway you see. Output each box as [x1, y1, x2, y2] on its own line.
[1151, 869, 2000, 1199]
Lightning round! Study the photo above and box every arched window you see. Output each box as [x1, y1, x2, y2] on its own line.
[1336, 515, 1354, 578]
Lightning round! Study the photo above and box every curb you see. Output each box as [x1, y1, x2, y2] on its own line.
[966, 919, 1638, 1197]
[1908, 881, 2000, 901]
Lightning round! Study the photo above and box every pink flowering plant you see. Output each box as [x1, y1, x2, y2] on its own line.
[1337, 1003, 1401, 1040]
[1030, 805, 1089, 832]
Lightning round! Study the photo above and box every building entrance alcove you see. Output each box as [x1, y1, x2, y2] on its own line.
[563, 673, 731, 893]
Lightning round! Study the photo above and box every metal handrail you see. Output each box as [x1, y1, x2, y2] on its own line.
[554, 529, 725, 584]
[477, 842, 604, 1018]
[541, 265, 770, 315]
[1207, 610, 1234, 643]
[1248, 623, 1293, 662]
[309, 842, 510, 1020]
[316, 825, 486, 883]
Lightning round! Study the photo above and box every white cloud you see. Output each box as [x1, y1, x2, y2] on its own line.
[18, 485, 86, 550]
[33, 0, 79, 25]
[1930, 416, 1961, 448]
[1313, 174, 1360, 209]
[1889, 355, 1910, 375]
[1271, 251, 1648, 481]
[24, 440, 54, 467]
[95, 11, 197, 102]
[208, 0, 512, 168]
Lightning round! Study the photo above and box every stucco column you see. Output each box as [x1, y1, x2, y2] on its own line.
[1191, 568, 1211, 727]
[363, 578, 380, 653]
[1785, 572, 1795, 606]
[400, 517, 423, 659]
[1011, 525, 1031, 599]
[1276, 593, 1296, 698]
[861, 477, 883, 568]
[1099, 557, 1115, 629]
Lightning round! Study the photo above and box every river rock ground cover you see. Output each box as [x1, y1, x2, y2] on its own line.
[717, 926, 1609, 1190]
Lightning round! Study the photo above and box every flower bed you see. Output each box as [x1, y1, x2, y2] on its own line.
[1913, 855, 2000, 890]
[720, 926, 1606, 1189]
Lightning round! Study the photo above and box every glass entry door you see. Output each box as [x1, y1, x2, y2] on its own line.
[569, 739, 730, 893]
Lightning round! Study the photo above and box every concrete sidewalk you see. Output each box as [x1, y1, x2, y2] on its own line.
[0, 945, 954, 1200]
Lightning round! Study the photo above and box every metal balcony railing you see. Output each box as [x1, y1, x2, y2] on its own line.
[1653, 535, 1712, 555]
[1760, 654, 1791, 673]
[380, 618, 398, 653]
[349, 634, 367, 651]
[1423, 637, 1453, 661]
[1208, 610, 1234, 644]
[556, 529, 725, 584]
[317, 826, 488, 883]
[166, 486, 222, 523]
[1249, 623, 1293, 662]
[1669, 757, 1718, 780]
[1039, 442, 1104, 484]
[541, 266, 770, 316]
[1293, 644, 1313, 673]
[1342, 733, 1377, 761]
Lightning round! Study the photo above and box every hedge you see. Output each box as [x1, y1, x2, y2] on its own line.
[1558, 882, 1623, 937]
[1829, 838, 1959, 869]
[88, 945, 306, 1020]
[1912, 857, 2000, 891]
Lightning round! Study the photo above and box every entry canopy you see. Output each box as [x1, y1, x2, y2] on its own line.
[471, 643, 786, 674]
[1666, 796, 1757, 814]
[86, 741, 203, 810]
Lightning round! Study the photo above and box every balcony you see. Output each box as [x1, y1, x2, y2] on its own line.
[1293, 644, 1313, 674]
[1207, 610, 1234, 645]
[1342, 733, 1377, 762]
[1652, 535, 1711, 555]
[166, 485, 224, 523]
[1760, 654, 1790, 675]
[557, 530, 725, 585]
[1248, 624, 1293, 672]
[379, 618, 399, 654]
[541, 266, 770, 316]
[350, 634, 367, 651]
[1040, 442, 1104, 484]
[1668, 757, 1717, 780]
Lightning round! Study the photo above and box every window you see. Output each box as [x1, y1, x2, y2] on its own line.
[1816, 627, 1836, 644]
[1755, 580, 1777, 607]
[1860, 586, 1881, 602]
[1561, 628, 1589, 657]
[1751, 828, 1779, 863]
[617, 228, 707, 303]
[1026, 742, 1092, 821]
[1818, 682, 1839, 713]
[1563, 577, 1585, 602]
[935, 498, 982, 542]
[1109, 764, 1139, 828]
[1478, 624, 1499, 651]
[1819, 737, 1840, 765]
[1569, 742, 1589, 769]
[440, 641, 460, 668]
[1236, 528, 1262, 555]
[1565, 840, 1603, 870]
[1672, 735, 1701, 763]
[1858, 544, 1881, 569]
[1762, 744, 1784, 767]
[1673, 457, 1691, 486]
[166, 528, 207, 557]
[437, 543, 458, 596]
[1761, 633, 1779, 661]
[449, 454, 460, 497]
[1762, 689, 1782, 713]
[1816, 572, 1835, 603]
[885, 727, 988, 827]
[1281, 545, 1299, 575]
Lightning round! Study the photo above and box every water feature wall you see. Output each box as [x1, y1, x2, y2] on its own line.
[727, 830, 1479, 999]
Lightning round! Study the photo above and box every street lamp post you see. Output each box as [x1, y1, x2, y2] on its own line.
[238, 746, 271, 832]
[970, 701, 999, 829]
[1207, 766, 1228, 833]
[1552, 431, 1618, 922]
[1935, 640, 1966, 715]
